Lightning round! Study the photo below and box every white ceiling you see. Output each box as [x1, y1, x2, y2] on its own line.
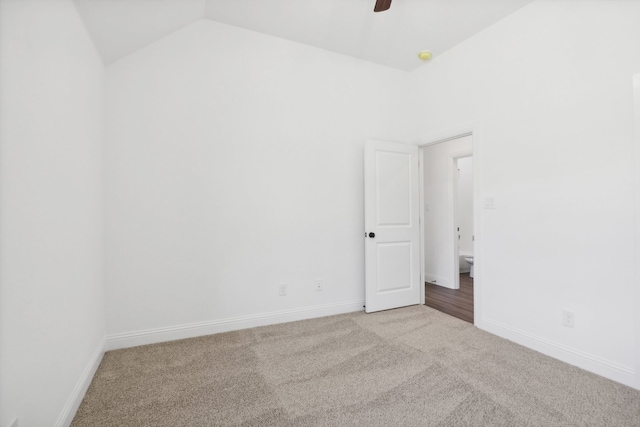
[73, 0, 534, 71]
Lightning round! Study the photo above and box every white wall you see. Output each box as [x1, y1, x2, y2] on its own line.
[457, 156, 474, 257]
[104, 20, 411, 341]
[0, 0, 106, 426]
[423, 136, 472, 288]
[411, 0, 640, 387]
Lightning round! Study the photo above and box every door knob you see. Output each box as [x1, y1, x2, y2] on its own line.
[368, 232, 375, 238]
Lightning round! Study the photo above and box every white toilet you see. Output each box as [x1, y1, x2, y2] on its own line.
[464, 256, 474, 278]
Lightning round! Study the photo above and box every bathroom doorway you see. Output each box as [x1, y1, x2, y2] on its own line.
[420, 134, 475, 323]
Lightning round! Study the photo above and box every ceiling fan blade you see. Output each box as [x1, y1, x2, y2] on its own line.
[374, 0, 392, 12]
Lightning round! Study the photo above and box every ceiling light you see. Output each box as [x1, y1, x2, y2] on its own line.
[418, 51, 432, 61]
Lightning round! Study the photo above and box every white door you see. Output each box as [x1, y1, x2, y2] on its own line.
[364, 139, 421, 313]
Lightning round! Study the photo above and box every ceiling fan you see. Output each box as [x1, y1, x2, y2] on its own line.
[374, 0, 392, 12]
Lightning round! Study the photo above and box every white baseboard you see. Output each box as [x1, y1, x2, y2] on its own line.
[479, 317, 638, 390]
[55, 338, 105, 427]
[104, 300, 365, 351]
[424, 273, 452, 288]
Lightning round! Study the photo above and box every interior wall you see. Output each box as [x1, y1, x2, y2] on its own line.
[104, 20, 411, 337]
[422, 136, 472, 288]
[0, 0, 106, 426]
[410, 0, 640, 387]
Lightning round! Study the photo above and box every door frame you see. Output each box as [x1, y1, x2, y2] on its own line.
[633, 73, 640, 389]
[415, 121, 483, 326]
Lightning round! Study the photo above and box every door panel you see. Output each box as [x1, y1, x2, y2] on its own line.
[376, 151, 412, 225]
[365, 139, 420, 313]
[376, 242, 412, 292]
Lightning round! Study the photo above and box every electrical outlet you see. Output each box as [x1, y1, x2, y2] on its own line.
[483, 197, 496, 209]
[10, 417, 19, 427]
[562, 310, 575, 328]
[278, 283, 287, 296]
[314, 279, 323, 291]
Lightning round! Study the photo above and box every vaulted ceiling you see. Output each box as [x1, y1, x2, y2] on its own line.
[73, 0, 534, 71]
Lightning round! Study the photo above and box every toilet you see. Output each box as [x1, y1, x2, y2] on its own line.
[464, 256, 474, 278]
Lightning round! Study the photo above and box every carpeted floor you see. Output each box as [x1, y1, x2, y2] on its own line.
[72, 305, 640, 426]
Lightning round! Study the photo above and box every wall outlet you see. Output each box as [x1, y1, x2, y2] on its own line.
[483, 197, 496, 209]
[278, 283, 287, 296]
[314, 279, 323, 291]
[562, 310, 575, 328]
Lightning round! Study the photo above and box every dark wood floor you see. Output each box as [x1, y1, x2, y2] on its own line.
[425, 273, 474, 323]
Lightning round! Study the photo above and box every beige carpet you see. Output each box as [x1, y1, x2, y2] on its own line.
[72, 305, 640, 426]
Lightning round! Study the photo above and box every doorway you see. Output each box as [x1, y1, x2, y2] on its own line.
[419, 132, 478, 324]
